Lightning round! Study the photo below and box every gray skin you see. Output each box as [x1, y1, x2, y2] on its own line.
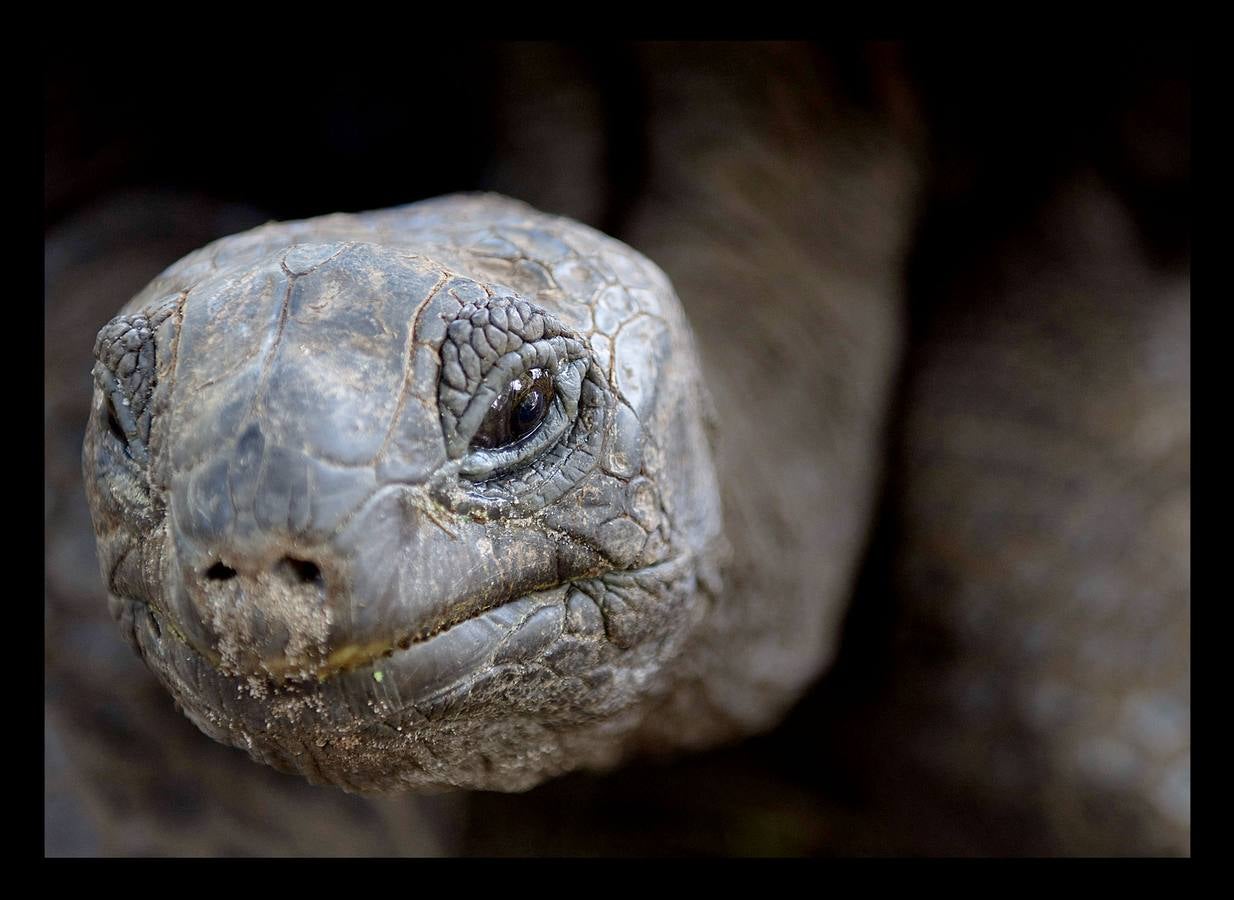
[61, 43, 1187, 851]
[83, 194, 756, 793]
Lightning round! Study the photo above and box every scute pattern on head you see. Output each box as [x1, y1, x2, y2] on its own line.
[84, 194, 731, 792]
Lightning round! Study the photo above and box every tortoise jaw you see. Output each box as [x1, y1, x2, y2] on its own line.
[129, 582, 579, 733]
[268, 584, 574, 684]
[149, 577, 580, 684]
[122, 550, 706, 792]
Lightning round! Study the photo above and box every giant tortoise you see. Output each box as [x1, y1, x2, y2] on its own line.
[48, 42, 1189, 855]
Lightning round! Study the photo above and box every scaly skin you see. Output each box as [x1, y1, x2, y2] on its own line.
[83, 194, 748, 793]
[59, 43, 1188, 852]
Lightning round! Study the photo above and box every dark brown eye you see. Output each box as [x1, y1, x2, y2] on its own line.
[106, 404, 127, 444]
[471, 368, 555, 451]
[104, 395, 133, 458]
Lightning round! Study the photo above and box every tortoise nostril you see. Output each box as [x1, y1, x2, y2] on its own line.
[205, 562, 237, 581]
[282, 557, 323, 586]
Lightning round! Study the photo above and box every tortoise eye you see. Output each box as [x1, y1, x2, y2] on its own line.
[103, 391, 136, 460]
[471, 368, 555, 451]
[106, 402, 128, 446]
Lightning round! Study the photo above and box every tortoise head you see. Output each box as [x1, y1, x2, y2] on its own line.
[82, 197, 725, 792]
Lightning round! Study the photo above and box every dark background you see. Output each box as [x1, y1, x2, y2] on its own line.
[44, 43, 1189, 256]
[44, 41, 1190, 856]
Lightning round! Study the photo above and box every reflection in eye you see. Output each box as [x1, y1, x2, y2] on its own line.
[471, 368, 555, 451]
[107, 402, 128, 445]
[104, 392, 135, 460]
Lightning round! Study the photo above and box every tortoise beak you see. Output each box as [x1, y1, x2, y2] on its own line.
[163, 438, 605, 681]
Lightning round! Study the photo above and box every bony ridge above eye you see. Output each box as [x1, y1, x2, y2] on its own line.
[435, 293, 595, 486]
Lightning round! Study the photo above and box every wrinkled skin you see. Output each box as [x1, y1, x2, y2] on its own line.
[57, 41, 1187, 853]
[83, 195, 746, 792]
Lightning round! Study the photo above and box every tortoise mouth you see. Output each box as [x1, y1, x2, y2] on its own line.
[279, 582, 575, 684]
[128, 580, 577, 725]
[142, 577, 581, 684]
[123, 551, 698, 752]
